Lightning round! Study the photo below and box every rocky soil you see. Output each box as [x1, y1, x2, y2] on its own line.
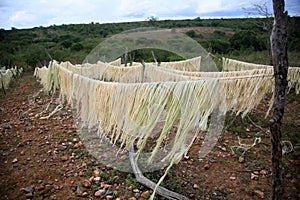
[0, 74, 299, 200]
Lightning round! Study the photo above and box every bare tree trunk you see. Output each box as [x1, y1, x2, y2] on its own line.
[141, 60, 145, 83]
[270, 0, 288, 199]
[124, 47, 128, 67]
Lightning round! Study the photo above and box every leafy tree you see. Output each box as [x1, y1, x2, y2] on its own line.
[209, 40, 230, 54]
[71, 43, 84, 51]
[229, 30, 265, 51]
[186, 30, 196, 38]
[213, 30, 226, 38]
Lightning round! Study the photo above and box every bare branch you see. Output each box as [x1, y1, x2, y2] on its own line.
[129, 144, 189, 200]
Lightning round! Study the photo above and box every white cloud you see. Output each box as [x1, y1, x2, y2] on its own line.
[9, 11, 34, 23]
[196, 0, 253, 14]
[0, 0, 299, 29]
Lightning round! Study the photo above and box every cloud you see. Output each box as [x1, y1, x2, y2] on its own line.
[196, 0, 254, 15]
[9, 11, 35, 24]
[0, 0, 299, 30]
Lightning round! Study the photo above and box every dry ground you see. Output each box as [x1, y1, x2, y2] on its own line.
[0, 74, 299, 199]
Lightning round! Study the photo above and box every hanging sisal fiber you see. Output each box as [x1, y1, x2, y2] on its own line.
[159, 56, 201, 71]
[60, 60, 144, 82]
[36, 57, 294, 199]
[158, 63, 273, 78]
[37, 60, 277, 153]
[1, 69, 14, 90]
[34, 66, 49, 88]
[1, 66, 23, 90]
[145, 63, 274, 116]
[53, 61, 225, 165]
[222, 57, 300, 94]
[109, 58, 122, 66]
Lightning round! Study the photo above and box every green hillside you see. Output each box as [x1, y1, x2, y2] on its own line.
[1, 17, 299, 71]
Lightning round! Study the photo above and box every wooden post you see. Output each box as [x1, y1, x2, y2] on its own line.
[124, 47, 128, 67]
[151, 50, 158, 66]
[270, 0, 288, 199]
[129, 53, 133, 66]
[141, 60, 145, 83]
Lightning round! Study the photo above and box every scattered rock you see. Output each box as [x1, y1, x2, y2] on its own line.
[35, 185, 45, 191]
[254, 190, 265, 199]
[82, 180, 91, 188]
[25, 192, 33, 199]
[133, 188, 140, 193]
[229, 176, 236, 180]
[1, 122, 12, 129]
[95, 189, 106, 197]
[44, 184, 52, 193]
[61, 155, 68, 161]
[251, 173, 259, 180]
[106, 195, 113, 200]
[134, 192, 141, 198]
[76, 186, 86, 197]
[20, 151, 25, 155]
[73, 141, 83, 148]
[24, 186, 34, 193]
[260, 169, 267, 176]
[82, 192, 88, 197]
[204, 162, 210, 170]
[193, 184, 199, 189]
[103, 184, 112, 189]
[238, 156, 245, 163]
[141, 190, 150, 198]
[79, 170, 84, 176]
[94, 176, 101, 183]
[187, 160, 193, 165]
[12, 158, 18, 163]
[286, 173, 292, 178]
[105, 190, 113, 196]
[93, 169, 99, 177]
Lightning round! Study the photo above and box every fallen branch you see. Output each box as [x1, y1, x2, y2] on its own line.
[35, 92, 55, 117]
[129, 143, 190, 200]
[32, 89, 43, 102]
[40, 103, 63, 119]
[247, 115, 266, 132]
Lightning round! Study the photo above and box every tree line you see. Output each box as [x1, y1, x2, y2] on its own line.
[0, 17, 299, 71]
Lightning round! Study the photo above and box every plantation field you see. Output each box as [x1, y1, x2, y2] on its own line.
[0, 72, 299, 199]
[1, 16, 299, 200]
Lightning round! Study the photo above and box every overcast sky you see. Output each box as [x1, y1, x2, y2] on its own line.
[1, 0, 299, 30]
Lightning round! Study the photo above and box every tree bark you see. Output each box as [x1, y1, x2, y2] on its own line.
[270, 0, 288, 199]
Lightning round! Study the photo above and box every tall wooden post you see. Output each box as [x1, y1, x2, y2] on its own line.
[270, 0, 288, 199]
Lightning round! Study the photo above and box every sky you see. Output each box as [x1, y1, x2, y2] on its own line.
[0, 0, 299, 30]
